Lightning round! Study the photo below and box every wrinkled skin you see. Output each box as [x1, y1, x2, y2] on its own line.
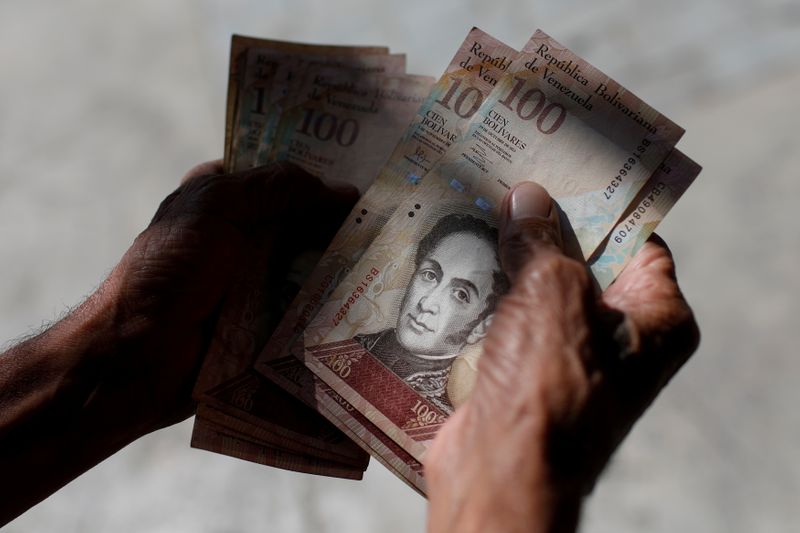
[96, 160, 358, 435]
[0, 161, 357, 524]
[426, 182, 700, 533]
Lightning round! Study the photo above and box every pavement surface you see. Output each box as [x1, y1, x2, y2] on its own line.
[2, 1, 799, 531]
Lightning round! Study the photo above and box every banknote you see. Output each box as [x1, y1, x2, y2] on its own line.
[253, 54, 407, 167]
[268, 67, 435, 192]
[313, 379, 426, 495]
[589, 148, 701, 288]
[229, 49, 281, 171]
[256, 27, 518, 383]
[251, 28, 518, 490]
[200, 36, 406, 397]
[191, 417, 365, 480]
[259, 150, 699, 493]
[223, 34, 390, 172]
[195, 38, 426, 473]
[202, 29, 700, 492]
[189, 244, 368, 473]
[198, 371, 369, 466]
[198, 62, 432, 394]
[300, 29, 685, 463]
[231, 49, 407, 171]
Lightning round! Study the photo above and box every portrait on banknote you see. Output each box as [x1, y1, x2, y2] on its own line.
[351, 207, 509, 413]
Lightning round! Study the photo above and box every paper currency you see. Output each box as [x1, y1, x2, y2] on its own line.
[269, 67, 435, 192]
[257, 26, 518, 388]
[300, 29, 685, 463]
[231, 49, 407, 171]
[193, 29, 701, 494]
[223, 35, 391, 172]
[188, 190, 369, 474]
[589, 149, 701, 288]
[200, 35, 405, 396]
[194, 35, 429, 477]
[313, 379, 426, 494]
[253, 53, 408, 167]
[191, 417, 365, 479]
[253, 28, 519, 491]
[196, 372, 370, 466]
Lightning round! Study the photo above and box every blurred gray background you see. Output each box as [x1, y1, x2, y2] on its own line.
[2, 0, 799, 531]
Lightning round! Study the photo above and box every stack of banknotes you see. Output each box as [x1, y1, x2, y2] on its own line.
[190, 27, 701, 495]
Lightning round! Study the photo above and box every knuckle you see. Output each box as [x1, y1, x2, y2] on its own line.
[182, 160, 223, 182]
[501, 221, 561, 259]
[151, 189, 181, 223]
[494, 290, 537, 331]
[268, 161, 318, 186]
[527, 252, 567, 280]
[518, 253, 589, 292]
[255, 162, 323, 201]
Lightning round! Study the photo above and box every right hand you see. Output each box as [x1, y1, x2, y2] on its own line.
[426, 181, 699, 533]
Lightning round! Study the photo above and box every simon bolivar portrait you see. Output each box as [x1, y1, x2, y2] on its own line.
[355, 212, 510, 413]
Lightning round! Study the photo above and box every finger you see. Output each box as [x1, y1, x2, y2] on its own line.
[601, 235, 699, 385]
[226, 162, 359, 228]
[150, 160, 224, 223]
[154, 162, 358, 237]
[181, 159, 224, 184]
[473, 183, 595, 414]
[496, 182, 591, 337]
[498, 181, 564, 281]
[232, 163, 358, 247]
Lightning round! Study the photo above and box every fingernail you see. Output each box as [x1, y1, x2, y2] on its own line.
[509, 181, 552, 220]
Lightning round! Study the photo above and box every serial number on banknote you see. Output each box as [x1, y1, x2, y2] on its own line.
[611, 181, 667, 243]
[603, 137, 652, 200]
[332, 267, 380, 326]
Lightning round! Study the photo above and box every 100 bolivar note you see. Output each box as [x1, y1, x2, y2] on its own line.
[252, 28, 520, 493]
[254, 28, 700, 493]
[300, 29, 688, 464]
[195, 36, 403, 479]
[257, 27, 519, 383]
[194, 35, 434, 481]
[195, 29, 701, 494]
[232, 48, 407, 172]
[223, 35, 391, 172]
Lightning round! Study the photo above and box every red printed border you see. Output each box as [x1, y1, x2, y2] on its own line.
[307, 339, 449, 443]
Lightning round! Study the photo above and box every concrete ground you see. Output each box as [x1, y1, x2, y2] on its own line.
[1, 0, 799, 531]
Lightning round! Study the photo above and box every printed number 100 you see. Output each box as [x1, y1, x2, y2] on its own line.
[498, 76, 567, 135]
[411, 400, 439, 424]
[297, 108, 360, 147]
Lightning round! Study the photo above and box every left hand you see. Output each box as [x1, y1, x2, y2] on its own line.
[90, 160, 358, 436]
[0, 161, 357, 524]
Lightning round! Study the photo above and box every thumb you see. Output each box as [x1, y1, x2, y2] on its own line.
[499, 181, 563, 280]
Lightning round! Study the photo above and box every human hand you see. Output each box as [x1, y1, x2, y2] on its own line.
[0, 161, 357, 523]
[426, 182, 699, 533]
[93, 160, 358, 436]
